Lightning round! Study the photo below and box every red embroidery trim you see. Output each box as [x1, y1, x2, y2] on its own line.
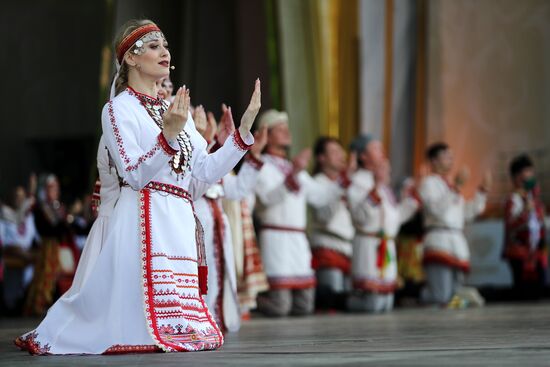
[232, 131, 252, 151]
[127, 86, 161, 102]
[284, 173, 301, 192]
[139, 189, 223, 352]
[143, 181, 192, 201]
[311, 247, 351, 274]
[142, 189, 192, 352]
[352, 278, 397, 294]
[116, 24, 161, 63]
[423, 250, 470, 273]
[367, 189, 382, 206]
[103, 344, 161, 355]
[108, 101, 162, 172]
[157, 133, 178, 156]
[14, 331, 51, 355]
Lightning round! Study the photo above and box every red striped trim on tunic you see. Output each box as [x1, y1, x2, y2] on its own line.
[352, 278, 397, 294]
[267, 275, 316, 290]
[423, 250, 470, 273]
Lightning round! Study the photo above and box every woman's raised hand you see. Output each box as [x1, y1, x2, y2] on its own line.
[204, 111, 218, 143]
[238, 79, 261, 138]
[193, 105, 208, 137]
[163, 86, 190, 141]
[217, 104, 236, 145]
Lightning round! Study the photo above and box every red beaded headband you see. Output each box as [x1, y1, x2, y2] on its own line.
[116, 24, 161, 64]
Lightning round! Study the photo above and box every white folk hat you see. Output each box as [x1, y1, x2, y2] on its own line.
[258, 109, 289, 130]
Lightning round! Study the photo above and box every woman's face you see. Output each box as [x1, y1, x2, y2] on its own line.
[267, 122, 292, 148]
[127, 33, 171, 80]
[319, 141, 346, 172]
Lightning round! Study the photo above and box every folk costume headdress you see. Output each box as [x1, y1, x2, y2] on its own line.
[110, 24, 165, 98]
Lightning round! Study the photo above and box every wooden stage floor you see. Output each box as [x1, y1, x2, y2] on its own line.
[1, 302, 549, 366]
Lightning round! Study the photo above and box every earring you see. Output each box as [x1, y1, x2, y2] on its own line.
[136, 64, 141, 70]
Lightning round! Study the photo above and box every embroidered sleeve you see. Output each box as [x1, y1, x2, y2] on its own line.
[189, 112, 255, 184]
[255, 163, 295, 205]
[101, 100, 174, 189]
[157, 133, 178, 155]
[232, 131, 253, 151]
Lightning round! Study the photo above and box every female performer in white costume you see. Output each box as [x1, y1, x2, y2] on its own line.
[15, 19, 260, 355]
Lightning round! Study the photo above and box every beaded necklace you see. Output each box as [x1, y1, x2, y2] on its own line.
[127, 87, 193, 177]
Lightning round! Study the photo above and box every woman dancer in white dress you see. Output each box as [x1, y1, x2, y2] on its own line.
[15, 19, 261, 355]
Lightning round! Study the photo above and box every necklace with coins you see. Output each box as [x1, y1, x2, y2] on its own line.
[128, 87, 193, 177]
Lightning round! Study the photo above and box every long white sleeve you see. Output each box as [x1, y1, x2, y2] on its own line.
[223, 161, 262, 201]
[188, 116, 254, 185]
[419, 176, 459, 219]
[299, 172, 342, 209]
[353, 194, 381, 227]
[101, 100, 176, 190]
[255, 165, 292, 206]
[464, 191, 487, 222]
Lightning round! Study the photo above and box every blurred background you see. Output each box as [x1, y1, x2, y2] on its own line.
[0, 0, 549, 304]
[1, 0, 548, 207]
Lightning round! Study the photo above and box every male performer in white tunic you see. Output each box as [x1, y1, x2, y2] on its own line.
[254, 110, 341, 317]
[346, 135, 385, 279]
[310, 137, 355, 308]
[348, 160, 419, 312]
[347, 135, 386, 217]
[419, 143, 491, 306]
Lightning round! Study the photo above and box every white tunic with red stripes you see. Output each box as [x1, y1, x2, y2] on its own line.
[419, 174, 487, 272]
[350, 184, 418, 293]
[310, 173, 354, 272]
[255, 154, 341, 290]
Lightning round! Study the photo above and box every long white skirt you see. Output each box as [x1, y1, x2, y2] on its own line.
[16, 186, 223, 355]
